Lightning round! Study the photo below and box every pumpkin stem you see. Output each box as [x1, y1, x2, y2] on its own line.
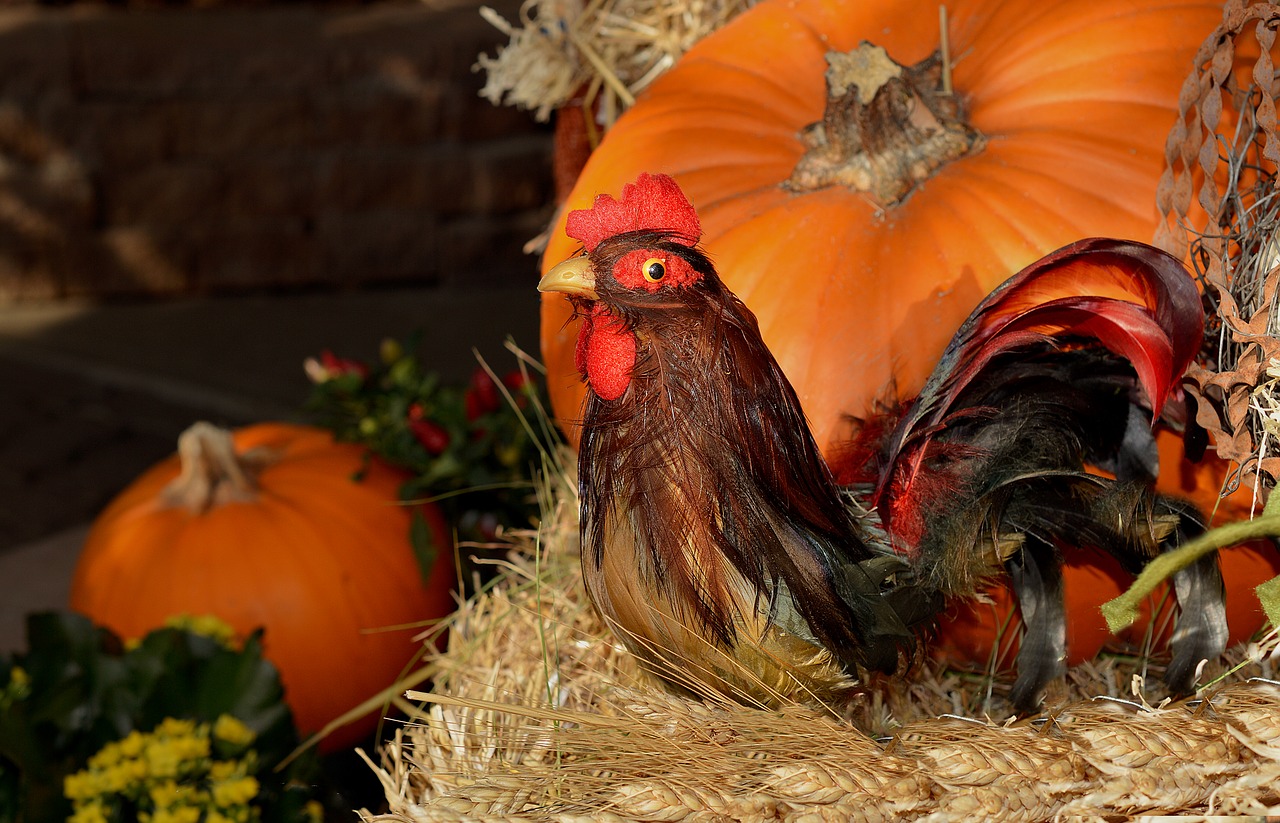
[162, 422, 274, 513]
[785, 43, 984, 207]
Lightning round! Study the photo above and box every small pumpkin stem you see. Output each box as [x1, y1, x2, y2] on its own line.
[786, 42, 985, 207]
[162, 422, 274, 513]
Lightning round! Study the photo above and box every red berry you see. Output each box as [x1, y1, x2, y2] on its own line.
[319, 349, 369, 379]
[502, 370, 533, 408]
[464, 368, 501, 421]
[408, 418, 450, 455]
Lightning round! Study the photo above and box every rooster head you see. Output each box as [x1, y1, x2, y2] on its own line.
[539, 173, 721, 401]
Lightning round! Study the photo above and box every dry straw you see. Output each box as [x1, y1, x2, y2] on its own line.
[358, 453, 1280, 820]
[474, 0, 754, 127]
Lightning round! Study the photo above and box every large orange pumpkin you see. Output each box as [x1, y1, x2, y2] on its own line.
[541, 0, 1279, 668]
[541, 0, 1228, 453]
[69, 422, 455, 751]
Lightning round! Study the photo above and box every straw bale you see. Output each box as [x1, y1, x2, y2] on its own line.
[361, 464, 1280, 820]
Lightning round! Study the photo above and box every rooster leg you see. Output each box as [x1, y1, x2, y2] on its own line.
[1004, 535, 1066, 712]
[1099, 409, 1226, 690]
[1160, 498, 1227, 694]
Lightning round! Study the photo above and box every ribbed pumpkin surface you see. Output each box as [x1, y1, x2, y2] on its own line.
[70, 423, 454, 751]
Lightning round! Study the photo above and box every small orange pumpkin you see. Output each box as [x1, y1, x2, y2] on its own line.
[69, 422, 454, 751]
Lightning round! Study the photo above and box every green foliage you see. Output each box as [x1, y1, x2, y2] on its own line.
[0, 613, 329, 823]
[303, 338, 548, 550]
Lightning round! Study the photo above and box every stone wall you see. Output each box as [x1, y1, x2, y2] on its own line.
[0, 0, 554, 301]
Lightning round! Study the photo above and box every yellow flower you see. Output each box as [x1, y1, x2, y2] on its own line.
[305, 799, 325, 822]
[144, 722, 211, 779]
[177, 734, 211, 762]
[149, 807, 201, 823]
[149, 780, 201, 810]
[6, 666, 29, 693]
[149, 780, 176, 809]
[67, 799, 111, 823]
[211, 775, 259, 808]
[63, 771, 96, 802]
[154, 717, 200, 739]
[164, 614, 239, 648]
[67, 716, 269, 822]
[117, 730, 146, 759]
[212, 714, 256, 748]
[87, 740, 122, 771]
[100, 762, 139, 794]
[145, 745, 182, 780]
[208, 760, 240, 782]
[127, 757, 150, 784]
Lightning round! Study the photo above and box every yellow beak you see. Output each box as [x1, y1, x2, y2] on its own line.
[538, 256, 598, 300]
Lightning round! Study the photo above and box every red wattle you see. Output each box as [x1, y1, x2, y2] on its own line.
[580, 306, 635, 401]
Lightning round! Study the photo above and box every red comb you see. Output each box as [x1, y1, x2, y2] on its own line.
[565, 173, 702, 252]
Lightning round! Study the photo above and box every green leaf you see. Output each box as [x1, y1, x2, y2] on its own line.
[0, 613, 130, 823]
[1257, 574, 1280, 627]
[0, 758, 19, 823]
[128, 628, 296, 764]
[409, 509, 439, 587]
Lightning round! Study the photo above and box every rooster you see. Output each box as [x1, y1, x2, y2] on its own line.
[539, 172, 1226, 711]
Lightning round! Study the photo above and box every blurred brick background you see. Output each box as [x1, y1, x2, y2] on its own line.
[0, 0, 554, 301]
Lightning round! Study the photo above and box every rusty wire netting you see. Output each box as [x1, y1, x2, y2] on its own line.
[1155, 0, 1280, 497]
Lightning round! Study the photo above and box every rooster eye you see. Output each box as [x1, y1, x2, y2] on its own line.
[642, 258, 666, 283]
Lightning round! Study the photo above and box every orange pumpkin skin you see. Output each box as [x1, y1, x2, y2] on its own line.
[69, 423, 454, 752]
[541, 0, 1227, 452]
